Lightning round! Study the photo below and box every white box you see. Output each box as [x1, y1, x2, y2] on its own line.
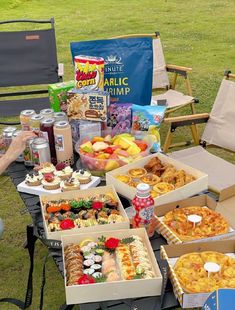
[40, 185, 130, 240]
[61, 228, 162, 304]
[106, 153, 208, 205]
[17, 176, 101, 195]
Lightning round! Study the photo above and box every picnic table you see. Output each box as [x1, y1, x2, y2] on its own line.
[6, 159, 182, 310]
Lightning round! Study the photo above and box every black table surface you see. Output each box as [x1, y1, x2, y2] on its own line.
[7, 160, 182, 310]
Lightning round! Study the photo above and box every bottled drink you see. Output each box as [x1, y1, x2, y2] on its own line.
[31, 137, 51, 165]
[13, 130, 24, 162]
[20, 110, 35, 131]
[54, 112, 68, 122]
[29, 114, 44, 134]
[54, 121, 74, 165]
[132, 183, 156, 237]
[23, 137, 35, 166]
[2, 126, 17, 152]
[40, 118, 57, 165]
[40, 108, 54, 119]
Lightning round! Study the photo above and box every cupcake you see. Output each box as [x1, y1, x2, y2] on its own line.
[60, 177, 80, 192]
[25, 172, 43, 186]
[42, 173, 61, 190]
[39, 162, 55, 174]
[55, 163, 73, 180]
[72, 169, 91, 184]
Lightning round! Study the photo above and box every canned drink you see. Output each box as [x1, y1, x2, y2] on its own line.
[2, 126, 17, 151]
[54, 121, 74, 165]
[13, 130, 24, 162]
[74, 55, 104, 91]
[20, 110, 36, 131]
[29, 114, 44, 133]
[54, 112, 68, 122]
[31, 137, 51, 165]
[40, 108, 54, 119]
[40, 118, 57, 164]
[23, 137, 35, 166]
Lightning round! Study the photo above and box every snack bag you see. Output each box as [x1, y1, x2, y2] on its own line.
[132, 104, 166, 152]
[107, 103, 132, 136]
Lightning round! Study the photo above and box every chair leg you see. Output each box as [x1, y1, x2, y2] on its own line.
[171, 73, 178, 90]
[184, 76, 193, 96]
[163, 128, 173, 153]
[190, 124, 199, 145]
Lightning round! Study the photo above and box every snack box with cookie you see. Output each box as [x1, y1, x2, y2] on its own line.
[62, 228, 162, 304]
[106, 153, 208, 205]
[154, 191, 235, 244]
[40, 185, 130, 240]
[48, 80, 75, 112]
[66, 89, 109, 122]
[160, 239, 235, 308]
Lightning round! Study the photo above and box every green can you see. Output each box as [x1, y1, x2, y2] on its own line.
[48, 80, 74, 112]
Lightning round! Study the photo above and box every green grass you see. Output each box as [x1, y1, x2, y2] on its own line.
[0, 0, 235, 309]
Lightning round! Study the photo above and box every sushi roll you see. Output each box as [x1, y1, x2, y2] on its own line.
[83, 259, 94, 268]
[91, 264, 102, 272]
[83, 268, 95, 275]
[92, 272, 103, 279]
[94, 255, 102, 263]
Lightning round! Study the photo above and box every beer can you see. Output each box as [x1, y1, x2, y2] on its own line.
[40, 108, 54, 119]
[20, 110, 36, 131]
[2, 126, 17, 151]
[54, 112, 68, 122]
[74, 55, 104, 91]
[54, 121, 74, 165]
[40, 118, 57, 164]
[31, 137, 51, 165]
[29, 114, 44, 134]
[23, 137, 35, 166]
[13, 130, 24, 162]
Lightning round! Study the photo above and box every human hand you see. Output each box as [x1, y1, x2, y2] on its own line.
[6, 131, 36, 162]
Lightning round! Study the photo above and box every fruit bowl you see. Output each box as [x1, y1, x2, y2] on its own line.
[75, 134, 154, 178]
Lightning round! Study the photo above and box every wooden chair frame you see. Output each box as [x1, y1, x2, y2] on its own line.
[163, 71, 235, 153]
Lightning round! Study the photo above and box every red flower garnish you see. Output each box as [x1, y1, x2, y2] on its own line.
[60, 218, 75, 230]
[104, 237, 120, 249]
[44, 173, 54, 182]
[76, 274, 95, 285]
[56, 162, 67, 171]
[92, 201, 103, 210]
[104, 147, 114, 154]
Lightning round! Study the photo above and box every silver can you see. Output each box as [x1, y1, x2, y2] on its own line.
[31, 137, 51, 165]
[2, 126, 17, 151]
[13, 130, 24, 162]
[54, 112, 68, 122]
[23, 137, 35, 166]
[40, 108, 54, 119]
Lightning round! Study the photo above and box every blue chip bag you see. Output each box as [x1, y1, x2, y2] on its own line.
[132, 104, 166, 152]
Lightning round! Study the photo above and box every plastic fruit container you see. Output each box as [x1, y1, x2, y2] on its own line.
[75, 137, 154, 178]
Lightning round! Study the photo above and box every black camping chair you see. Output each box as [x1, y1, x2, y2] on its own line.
[0, 18, 63, 125]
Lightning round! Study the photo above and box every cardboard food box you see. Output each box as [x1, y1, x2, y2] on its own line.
[62, 228, 162, 304]
[66, 89, 109, 122]
[40, 185, 129, 240]
[160, 240, 235, 308]
[106, 153, 208, 205]
[154, 192, 235, 244]
[48, 80, 74, 112]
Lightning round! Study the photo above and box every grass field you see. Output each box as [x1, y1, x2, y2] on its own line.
[0, 0, 235, 309]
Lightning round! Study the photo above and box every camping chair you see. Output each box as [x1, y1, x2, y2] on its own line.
[112, 32, 198, 149]
[166, 70, 235, 193]
[0, 18, 63, 125]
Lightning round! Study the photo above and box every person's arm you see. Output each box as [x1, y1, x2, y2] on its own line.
[0, 131, 36, 175]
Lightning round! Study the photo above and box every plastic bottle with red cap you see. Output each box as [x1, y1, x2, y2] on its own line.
[132, 183, 156, 237]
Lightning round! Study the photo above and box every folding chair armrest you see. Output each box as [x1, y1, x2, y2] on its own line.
[164, 113, 209, 125]
[166, 64, 192, 76]
[58, 63, 64, 78]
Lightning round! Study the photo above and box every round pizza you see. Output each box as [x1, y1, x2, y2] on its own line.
[174, 251, 235, 293]
[163, 206, 229, 241]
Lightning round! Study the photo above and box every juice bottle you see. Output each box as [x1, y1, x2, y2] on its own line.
[132, 183, 156, 237]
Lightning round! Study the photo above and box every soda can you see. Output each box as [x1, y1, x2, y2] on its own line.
[54, 120, 74, 165]
[74, 55, 104, 91]
[40, 108, 54, 119]
[20, 110, 36, 131]
[54, 112, 68, 122]
[29, 114, 44, 134]
[23, 137, 35, 166]
[31, 137, 51, 165]
[2, 126, 17, 151]
[13, 130, 24, 162]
